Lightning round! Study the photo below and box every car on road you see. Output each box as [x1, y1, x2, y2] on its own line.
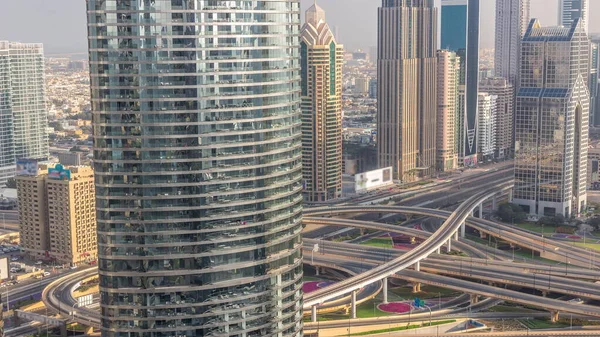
[43, 272, 51, 277]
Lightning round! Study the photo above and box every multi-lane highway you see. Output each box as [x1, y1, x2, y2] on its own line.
[302, 181, 514, 307]
[305, 206, 600, 270]
[36, 175, 600, 336]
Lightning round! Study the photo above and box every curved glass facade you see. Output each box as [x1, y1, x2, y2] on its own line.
[86, 1, 303, 336]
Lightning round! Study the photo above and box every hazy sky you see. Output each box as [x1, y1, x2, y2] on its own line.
[0, 0, 597, 55]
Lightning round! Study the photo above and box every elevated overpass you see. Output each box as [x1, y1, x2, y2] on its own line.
[302, 181, 514, 311]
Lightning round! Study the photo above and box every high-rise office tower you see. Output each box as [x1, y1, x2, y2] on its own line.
[377, 0, 437, 182]
[440, 0, 467, 52]
[86, 1, 304, 336]
[436, 50, 460, 171]
[440, 0, 480, 166]
[514, 19, 590, 217]
[479, 77, 514, 159]
[494, 0, 530, 83]
[476, 93, 497, 162]
[559, 0, 589, 32]
[0, 41, 49, 185]
[300, 3, 343, 202]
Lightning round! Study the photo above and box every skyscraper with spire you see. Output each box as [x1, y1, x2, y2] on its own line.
[377, 0, 437, 182]
[300, 2, 343, 202]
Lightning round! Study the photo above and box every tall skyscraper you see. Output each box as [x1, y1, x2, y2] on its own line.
[377, 0, 437, 182]
[494, 0, 530, 83]
[479, 77, 515, 159]
[476, 93, 497, 162]
[300, 3, 343, 202]
[559, 0, 589, 32]
[436, 50, 460, 171]
[86, 1, 304, 336]
[514, 19, 590, 217]
[440, 0, 480, 166]
[590, 40, 599, 126]
[0, 41, 49, 185]
[440, 0, 467, 51]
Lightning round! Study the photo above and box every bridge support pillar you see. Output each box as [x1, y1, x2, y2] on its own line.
[412, 282, 421, 293]
[542, 291, 548, 297]
[479, 231, 487, 239]
[551, 311, 559, 323]
[414, 261, 420, 271]
[460, 222, 466, 238]
[446, 238, 452, 253]
[351, 290, 357, 319]
[492, 196, 497, 211]
[315, 266, 320, 276]
[508, 190, 514, 202]
[470, 294, 479, 305]
[453, 231, 459, 241]
[60, 323, 68, 337]
[478, 203, 483, 218]
[436, 247, 441, 254]
[360, 228, 365, 236]
[382, 278, 388, 304]
[311, 305, 317, 322]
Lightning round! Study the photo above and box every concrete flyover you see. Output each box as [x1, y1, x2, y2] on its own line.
[42, 267, 101, 328]
[303, 240, 600, 299]
[304, 207, 600, 270]
[302, 181, 514, 311]
[305, 244, 600, 321]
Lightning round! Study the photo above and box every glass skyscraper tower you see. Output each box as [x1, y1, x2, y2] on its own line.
[0, 41, 49, 185]
[86, 1, 304, 336]
[514, 19, 590, 218]
[439, 0, 480, 167]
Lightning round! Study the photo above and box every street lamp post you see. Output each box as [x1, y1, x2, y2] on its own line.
[425, 305, 432, 327]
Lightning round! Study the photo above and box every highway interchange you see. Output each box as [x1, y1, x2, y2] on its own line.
[10, 164, 600, 336]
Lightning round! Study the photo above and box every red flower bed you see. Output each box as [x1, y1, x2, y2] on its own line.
[303, 281, 320, 293]
[378, 302, 411, 313]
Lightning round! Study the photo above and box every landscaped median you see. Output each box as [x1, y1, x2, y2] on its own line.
[344, 320, 456, 336]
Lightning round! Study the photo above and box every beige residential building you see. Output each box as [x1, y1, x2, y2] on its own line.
[17, 164, 96, 265]
[300, 3, 344, 202]
[16, 171, 49, 260]
[436, 50, 460, 171]
[47, 165, 96, 265]
[377, 0, 438, 181]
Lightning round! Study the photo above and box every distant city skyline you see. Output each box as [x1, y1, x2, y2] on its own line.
[1, 0, 599, 55]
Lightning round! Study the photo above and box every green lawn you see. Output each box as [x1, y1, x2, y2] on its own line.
[573, 242, 600, 252]
[303, 276, 323, 282]
[520, 319, 569, 329]
[346, 320, 456, 336]
[390, 285, 460, 299]
[361, 237, 394, 249]
[513, 222, 556, 234]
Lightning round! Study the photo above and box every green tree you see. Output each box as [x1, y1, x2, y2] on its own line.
[587, 217, 600, 231]
[5, 178, 16, 189]
[496, 203, 526, 223]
